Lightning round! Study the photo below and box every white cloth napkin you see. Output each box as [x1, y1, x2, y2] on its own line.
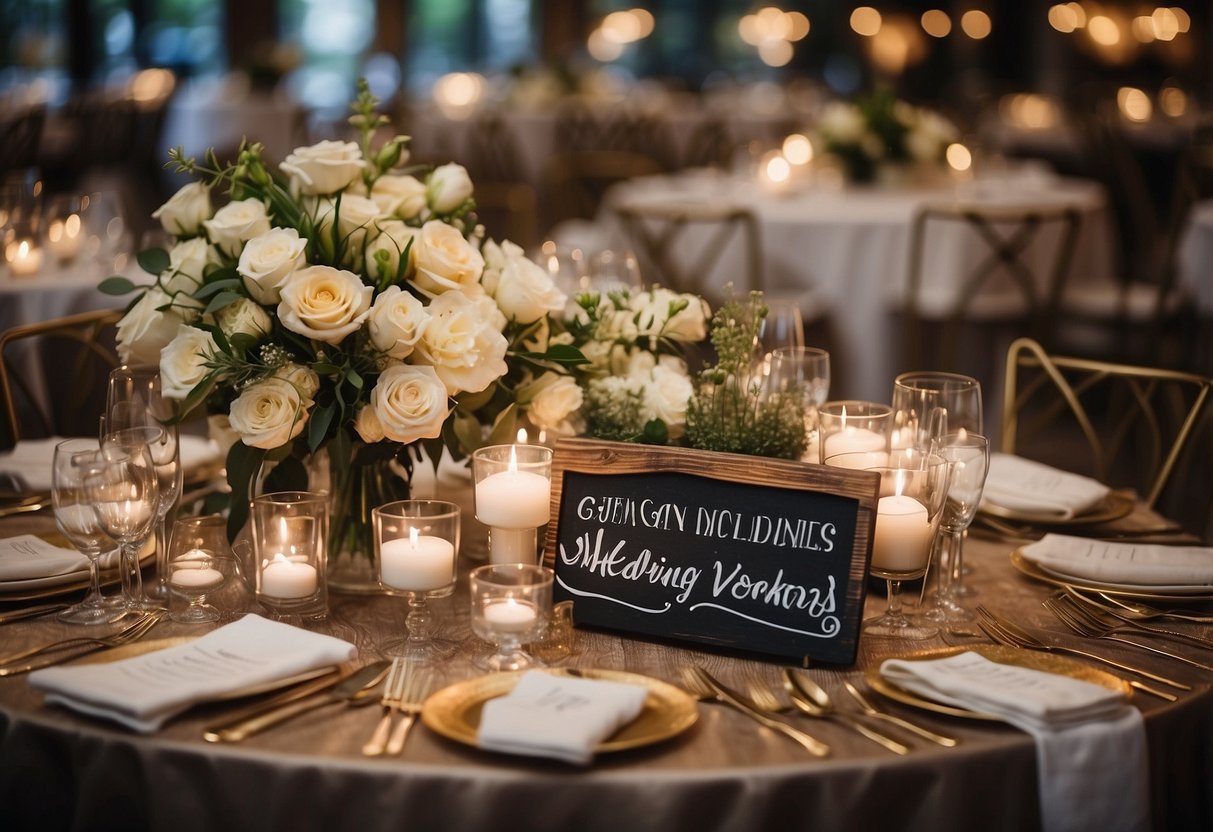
[0, 435, 220, 494]
[1022, 533, 1213, 587]
[881, 651, 1149, 832]
[982, 453, 1110, 519]
[477, 671, 648, 765]
[28, 614, 356, 732]
[0, 534, 88, 581]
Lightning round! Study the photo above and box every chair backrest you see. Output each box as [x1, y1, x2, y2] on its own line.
[613, 201, 762, 299]
[539, 150, 665, 232]
[0, 309, 123, 449]
[1000, 336, 1211, 512]
[904, 201, 1081, 368]
[0, 105, 45, 176]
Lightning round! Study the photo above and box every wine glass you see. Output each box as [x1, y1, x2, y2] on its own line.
[374, 500, 460, 663]
[535, 241, 587, 297]
[768, 347, 830, 462]
[90, 428, 161, 612]
[106, 366, 183, 602]
[469, 563, 553, 672]
[52, 439, 124, 625]
[167, 515, 238, 624]
[585, 248, 642, 294]
[754, 298, 804, 380]
[863, 451, 949, 640]
[923, 432, 991, 622]
[890, 371, 983, 452]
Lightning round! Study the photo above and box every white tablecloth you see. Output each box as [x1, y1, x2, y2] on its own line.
[1177, 199, 1213, 316]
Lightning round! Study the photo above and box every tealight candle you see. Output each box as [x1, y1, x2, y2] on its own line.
[260, 553, 319, 599]
[170, 565, 224, 589]
[871, 494, 932, 574]
[6, 239, 42, 277]
[47, 214, 83, 263]
[475, 468, 551, 528]
[482, 598, 538, 634]
[823, 425, 887, 459]
[380, 528, 455, 592]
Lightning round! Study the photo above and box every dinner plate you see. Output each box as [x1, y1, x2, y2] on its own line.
[421, 667, 698, 754]
[979, 490, 1134, 527]
[1010, 550, 1213, 600]
[866, 645, 1132, 721]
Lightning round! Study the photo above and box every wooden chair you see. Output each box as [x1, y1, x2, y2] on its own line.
[539, 150, 665, 234]
[1000, 337, 1211, 522]
[0, 309, 123, 449]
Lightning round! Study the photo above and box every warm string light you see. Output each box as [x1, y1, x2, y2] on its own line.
[739, 7, 810, 68]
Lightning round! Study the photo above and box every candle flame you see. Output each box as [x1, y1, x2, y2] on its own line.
[957, 427, 968, 440]
[409, 527, 419, 548]
[840, 405, 848, 429]
[516, 427, 527, 444]
[508, 444, 518, 473]
[893, 468, 908, 497]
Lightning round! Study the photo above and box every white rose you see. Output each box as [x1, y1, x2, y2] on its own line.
[280, 139, 366, 195]
[204, 198, 271, 257]
[159, 324, 219, 399]
[370, 174, 427, 219]
[335, 194, 383, 249]
[371, 363, 449, 444]
[368, 285, 427, 359]
[215, 297, 271, 341]
[277, 265, 373, 345]
[151, 181, 211, 236]
[411, 291, 508, 394]
[228, 377, 312, 449]
[115, 288, 187, 365]
[484, 239, 566, 324]
[237, 227, 307, 304]
[625, 349, 657, 380]
[353, 405, 385, 443]
[412, 220, 485, 297]
[365, 220, 418, 284]
[274, 363, 320, 398]
[426, 163, 474, 214]
[633, 288, 708, 342]
[521, 372, 583, 435]
[161, 237, 214, 300]
[643, 362, 693, 438]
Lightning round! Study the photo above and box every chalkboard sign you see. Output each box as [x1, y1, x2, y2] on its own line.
[544, 439, 880, 665]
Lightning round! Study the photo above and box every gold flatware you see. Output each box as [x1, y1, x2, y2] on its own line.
[204, 660, 390, 743]
[680, 666, 829, 757]
[0, 494, 50, 519]
[1094, 593, 1213, 624]
[1045, 596, 1213, 672]
[841, 681, 959, 747]
[975, 605, 1186, 700]
[200, 668, 347, 741]
[385, 667, 433, 756]
[1062, 588, 1213, 650]
[362, 657, 406, 756]
[0, 602, 71, 625]
[776, 671, 908, 755]
[0, 612, 164, 676]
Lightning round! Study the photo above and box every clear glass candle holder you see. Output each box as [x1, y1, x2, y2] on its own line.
[251, 491, 329, 622]
[818, 401, 892, 465]
[470, 563, 553, 672]
[471, 444, 553, 565]
[374, 499, 460, 662]
[167, 515, 237, 624]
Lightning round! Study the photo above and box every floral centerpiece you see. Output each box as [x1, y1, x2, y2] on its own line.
[102, 81, 588, 587]
[814, 88, 957, 184]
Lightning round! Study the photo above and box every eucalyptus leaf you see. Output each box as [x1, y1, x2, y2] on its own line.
[98, 276, 138, 296]
[307, 401, 337, 452]
[192, 278, 243, 300]
[225, 442, 267, 542]
[486, 403, 518, 446]
[136, 247, 171, 276]
[203, 291, 244, 317]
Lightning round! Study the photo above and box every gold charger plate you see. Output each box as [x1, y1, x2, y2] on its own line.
[422, 668, 698, 754]
[866, 644, 1132, 722]
[1010, 550, 1213, 601]
[979, 490, 1134, 527]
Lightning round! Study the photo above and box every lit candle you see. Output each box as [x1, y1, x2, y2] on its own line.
[823, 407, 887, 459]
[871, 494, 932, 574]
[47, 214, 83, 263]
[482, 598, 537, 634]
[380, 527, 455, 592]
[475, 446, 551, 529]
[6, 239, 42, 277]
[260, 553, 318, 599]
[171, 564, 225, 589]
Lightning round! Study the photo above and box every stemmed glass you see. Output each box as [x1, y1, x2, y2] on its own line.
[51, 439, 124, 624]
[469, 563, 553, 671]
[890, 371, 983, 452]
[924, 432, 991, 622]
[754, 299, 804, 380]
[585, 248, 642, 294]
[864, 452, 949, 640]
[768, 347, 830, 462]
[88, 429, 161, 612]
[167, 515, 238, 624]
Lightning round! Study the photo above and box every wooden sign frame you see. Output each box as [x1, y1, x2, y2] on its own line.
[543, 438, 880, 665]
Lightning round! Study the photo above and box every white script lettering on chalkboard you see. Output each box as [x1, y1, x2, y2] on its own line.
[560, 529, 702, 604]
[575, 496, 687, 531]
[694, 508, 836, 551]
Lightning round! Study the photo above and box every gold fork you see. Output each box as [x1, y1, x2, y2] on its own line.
[1043, 596, 1213, 673]
[362, 658, 406, 756]
[0, 612, 164, 676]
[385, 667, 433, 756]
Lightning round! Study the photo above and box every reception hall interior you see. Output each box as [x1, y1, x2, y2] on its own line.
[1, 3, 1212, 831]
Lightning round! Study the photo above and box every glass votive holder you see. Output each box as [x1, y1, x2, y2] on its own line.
[471, 444, 553, 565]
[374, 499, 459, 662]
[818, 400, 892, 464]
[469, 563, 554, 672]
[251, 491, 329, 622]
[167, 514, 238, 624]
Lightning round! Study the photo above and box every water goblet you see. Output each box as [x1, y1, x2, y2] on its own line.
[890, 371, 983, 451]
[768, 346, 830, 462]
[472, 444, 553, 565]
[374, 500, 460, 663]
[923, 432, 991, 621]
[535, 241, 588, 296]
[167, 515, 238, 624]
[52, 439, 124, 625]
[89, 430, 161, 612]
[470, 563, 553, 672]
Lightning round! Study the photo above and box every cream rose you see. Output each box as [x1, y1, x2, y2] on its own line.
[277, 265, 373, 345]
[227, 377, 312, 449]
[482, 239, 566, 324]
[365, 220, 418, 283]
[151, 182, 211, 236]
[273, 363, 321, 399]
[411, 220, 485, 296]
[280, 139, 366, 195]
[160, 237, 213, 301]
[203, 198, 272, 257]
[633, 288, 709, 342]
[426, 163, 474, 214]
[215, 297, 271, 341]
[371, 364, 449, 444]
[115, 288, 186, 365]
[159, 324, 219, 399]
[237, 227, 307, 303]
[521, 372, 583, 436]
[368, 285, 427, 359]
[411, 291, 508, 394]
[643, 361, 693, 438]
[370, 174, 427, 219]
[353, 405, 385, 443]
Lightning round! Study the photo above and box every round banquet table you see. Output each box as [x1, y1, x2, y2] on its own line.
[0, 505, 1210, 832]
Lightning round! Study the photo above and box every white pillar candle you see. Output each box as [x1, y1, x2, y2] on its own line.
[380, 529, 455, 592]
[170, 566, 224, 589]
[475, 469, 551, 528]
[488, 527, 539, 565]
[823, 426, 886, 459]
[826, 450, 889, 470]
[871, 494, 932, 574]
[482, 598, 538, 634]
[260, 553, 318, 599]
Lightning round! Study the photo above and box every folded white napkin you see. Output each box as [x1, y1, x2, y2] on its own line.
[982, 453, 1110, 519]
[0, 435, 219, 494]
[1023, 533, 1213, 586]
[881, 651, 1149, 832]
[0, 534, 88, 581]
[477, 671, 648, 765]
[28, 614, 356, 732]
